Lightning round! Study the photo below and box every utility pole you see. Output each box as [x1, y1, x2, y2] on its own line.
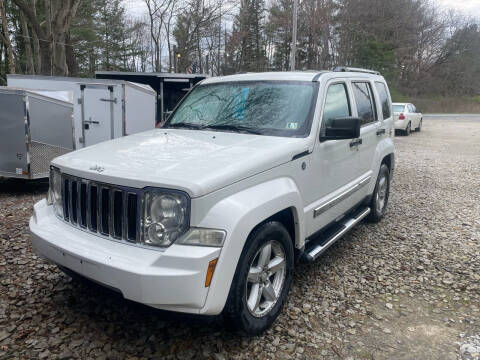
[290, 0, 298, 71]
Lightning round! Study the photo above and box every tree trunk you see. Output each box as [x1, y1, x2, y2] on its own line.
[31, 0, 41, 73]
[65, 32, 78, 76]
[0, 0, 15, 74]
[44, 0, 53, 75]
[196, 28, 202, 73]
[19, 10, 34, 74]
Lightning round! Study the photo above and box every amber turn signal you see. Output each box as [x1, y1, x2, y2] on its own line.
[205, 258, 218, 287]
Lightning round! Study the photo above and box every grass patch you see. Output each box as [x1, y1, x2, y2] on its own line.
[390, 88, 480, 113]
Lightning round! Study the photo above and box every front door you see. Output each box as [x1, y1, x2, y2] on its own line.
[303, 80, 364, 236]
[81, 85, 115, 147]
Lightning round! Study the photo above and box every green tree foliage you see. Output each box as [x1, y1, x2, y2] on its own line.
[173, 13, 195, 73]
[224, 0, 267, 74]
[354, 40, 396, 81]
[71, 0, 134, 76]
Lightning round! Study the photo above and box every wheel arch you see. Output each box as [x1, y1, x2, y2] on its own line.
[367, 138, 395, 195]
[197, 177, 305, 315]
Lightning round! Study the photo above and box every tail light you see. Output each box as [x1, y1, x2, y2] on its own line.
[399, 113, 405, 120]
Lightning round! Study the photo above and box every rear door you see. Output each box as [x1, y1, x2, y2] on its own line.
[406, 104, 416, 128]
[350, 80, 380, 196]
[410, 104, 421, 128]
[81, 85, 115, 147]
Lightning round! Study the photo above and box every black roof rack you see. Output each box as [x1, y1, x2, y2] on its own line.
[333, 67, 380, 75]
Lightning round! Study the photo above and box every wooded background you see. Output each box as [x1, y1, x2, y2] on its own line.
[0, 0, 479, 99]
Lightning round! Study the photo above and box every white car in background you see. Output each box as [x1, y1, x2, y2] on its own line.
[393, 103, 423, 135]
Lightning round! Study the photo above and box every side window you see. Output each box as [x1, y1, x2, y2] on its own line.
[322, 83, 351, 129]
[375, 82, 391, 119]
[352, 82, 377, 126]
[408, 104, 414, 113]
[411, 104, 417, 113]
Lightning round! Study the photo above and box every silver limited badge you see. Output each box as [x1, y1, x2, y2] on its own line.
[89, 165, 105, 173]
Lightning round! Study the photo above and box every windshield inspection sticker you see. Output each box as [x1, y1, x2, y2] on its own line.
[286, 122, 298, 130]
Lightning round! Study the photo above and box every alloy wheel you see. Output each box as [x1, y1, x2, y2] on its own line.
[245, 240, 286, 317]
[375, 174, 388, 214]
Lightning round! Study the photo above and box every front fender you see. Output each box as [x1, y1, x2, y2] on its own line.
[194, 177, 304, 314]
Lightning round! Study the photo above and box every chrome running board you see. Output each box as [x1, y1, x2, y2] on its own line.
[302, 207, 371, 263]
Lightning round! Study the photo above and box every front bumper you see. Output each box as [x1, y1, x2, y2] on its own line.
[29, 199, 222, 314]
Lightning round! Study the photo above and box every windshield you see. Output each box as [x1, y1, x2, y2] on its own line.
[393, 105, 405, 113]
[164, 81, 318, 137]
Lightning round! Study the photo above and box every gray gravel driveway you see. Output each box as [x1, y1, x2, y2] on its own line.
[0, 115, 479, 360]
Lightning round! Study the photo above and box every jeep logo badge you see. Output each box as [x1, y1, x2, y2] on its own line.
[89, 165, 105, 173]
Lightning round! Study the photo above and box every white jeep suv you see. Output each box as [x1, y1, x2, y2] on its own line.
[30, 68, 395, 335]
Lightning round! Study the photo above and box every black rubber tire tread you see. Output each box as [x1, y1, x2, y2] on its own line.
[416, 119, 422, 132]
[366, 164, 390, 223]
[404, 122, 411, 136]
[223, 221, 294, 336]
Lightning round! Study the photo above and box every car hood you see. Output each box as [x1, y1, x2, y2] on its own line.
[52, 129, 308, 197]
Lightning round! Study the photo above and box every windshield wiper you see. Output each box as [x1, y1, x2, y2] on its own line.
[203, 124, 262, 135]
[164, 122, 204, 130]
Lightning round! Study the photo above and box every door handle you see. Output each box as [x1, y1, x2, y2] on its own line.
[376, 128, 386, 136]
[349, 138, 362, 147]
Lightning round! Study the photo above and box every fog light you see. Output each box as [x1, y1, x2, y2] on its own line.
[146, 222, 168, 246]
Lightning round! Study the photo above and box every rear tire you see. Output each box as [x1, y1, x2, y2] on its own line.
[415, 119, 422, 132]
[366, 164, 390, 223]
[404, 122, 411, 136]
[224, 221, 294, 335]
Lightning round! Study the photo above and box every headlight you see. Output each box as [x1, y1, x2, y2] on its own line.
[141, 190, 190, 247]
[48, 166, 63, 217]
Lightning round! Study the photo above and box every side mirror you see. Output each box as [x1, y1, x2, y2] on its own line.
[320, 117, 361, 141]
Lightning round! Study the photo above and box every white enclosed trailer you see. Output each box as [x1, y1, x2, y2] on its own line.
[7, 75, 156, 149]
[0, 88, 74, 179]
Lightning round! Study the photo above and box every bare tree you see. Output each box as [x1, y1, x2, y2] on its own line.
[12, 0, 81, 75]
[19, 9, 34, 74]
[145, 0, 174, 72]
[0, 0, 15, 74]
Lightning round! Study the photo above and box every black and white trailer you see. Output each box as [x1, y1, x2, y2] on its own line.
[95, 71, 207, 124]
[7, 75, 156, 149]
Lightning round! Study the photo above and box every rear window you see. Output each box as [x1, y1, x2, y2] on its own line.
[352, 82, 377, 126]
[375, 82, 391, 119]
[393, 105, 405, 113]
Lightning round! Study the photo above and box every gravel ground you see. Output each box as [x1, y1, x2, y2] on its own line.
[1, 116, 479, 360]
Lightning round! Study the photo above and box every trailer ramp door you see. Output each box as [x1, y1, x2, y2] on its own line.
[0, 93, 28, 177]
[80, 85, 116, 147]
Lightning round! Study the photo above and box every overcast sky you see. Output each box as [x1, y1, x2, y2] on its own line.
[124, 0, 480, 19]
[437, 0, 480, 16]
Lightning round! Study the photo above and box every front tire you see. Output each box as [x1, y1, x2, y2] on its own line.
[367, 164, 390, 223]
[224, 221, 294, 335]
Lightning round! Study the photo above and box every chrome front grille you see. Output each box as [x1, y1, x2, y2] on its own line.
[61, 175, 139, 242]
